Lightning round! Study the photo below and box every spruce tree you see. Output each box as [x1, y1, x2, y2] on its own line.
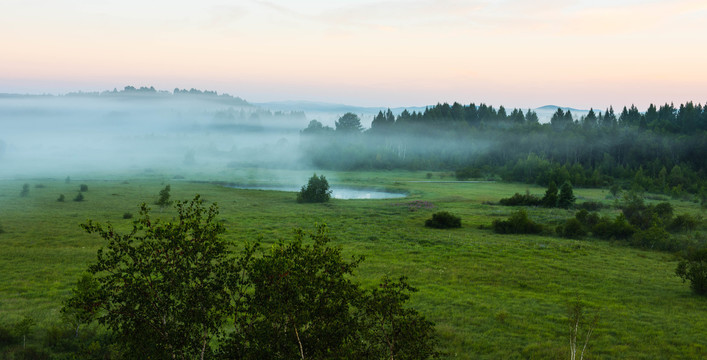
[558, 181, 576, 209]
[542, 181, 559, 208]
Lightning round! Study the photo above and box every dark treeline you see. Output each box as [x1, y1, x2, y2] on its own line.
[301, 102, 707, 196]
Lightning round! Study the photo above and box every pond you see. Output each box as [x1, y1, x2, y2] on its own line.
[225, 184, 406, 199]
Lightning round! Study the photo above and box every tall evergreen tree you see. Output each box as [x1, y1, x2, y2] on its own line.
[542, 181, 559, 208]
[558, 181, 576, 209]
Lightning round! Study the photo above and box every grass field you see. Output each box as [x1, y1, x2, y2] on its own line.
[1, 169, 706, 359]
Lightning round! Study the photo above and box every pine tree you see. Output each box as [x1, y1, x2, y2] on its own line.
[558, 181, 576, 209]
[542, 181, 559, 208]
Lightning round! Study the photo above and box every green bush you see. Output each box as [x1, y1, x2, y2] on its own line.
[668, 214, 699, 233]
[499, 192, 541, 206]
[122, 213, 133, 219]
[591, 214, 635, 240]
[577, 201, 604, 212]
[79, 184, 88, 192]
[676, 246, 707, 295]
[73, 192, 84, 202]
[425, 211, 461, 229]
[57, 194, 65, 202]
[492, 210, 543, 234]
[558, 218, 587, 239]
[631, 224, 673, 251]
[297, 174, 332, 203]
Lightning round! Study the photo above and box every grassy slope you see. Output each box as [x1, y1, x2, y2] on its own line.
[0, 170, 705, 359]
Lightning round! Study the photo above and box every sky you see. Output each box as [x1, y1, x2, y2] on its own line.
[2, 0, 706, 109]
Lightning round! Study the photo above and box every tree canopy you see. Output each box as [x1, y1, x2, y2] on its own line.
[64, 196, 438, 359]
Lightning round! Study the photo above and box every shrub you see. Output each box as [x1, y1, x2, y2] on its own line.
[631, 224, 673, 251]
[74, 192, 84, 202]
[558, 218, 587, 238]
[492, 210, 544, 234]
[499, 192, 542, 206]
[123, 212, 133, 219]
[676, 246, 707, 295]
[425, 211, 461, 229]
[668, 214, 699, 233]
[591, 214, 635, 240]
[577, 201, 604, 212]
[57, 194, 65, 202]
[575, 209, 599, 228]
[297, 173, 332, 203]
[79, 184, 88, 192]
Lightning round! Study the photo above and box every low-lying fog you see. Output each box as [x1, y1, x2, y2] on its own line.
[0, 90, 311, 179]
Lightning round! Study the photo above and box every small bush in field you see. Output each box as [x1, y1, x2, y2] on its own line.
[676, 246, 707, 295]
[425, 211, 461, 229]
[79, 184, 88, 192]
[557, 218, 587, 238]
[123, 212, 133, 219]
[57, 194, 65, 202]
[74, 192, 84, 202]
[492, 209, 543, 234]
[499, 192, 542, 206]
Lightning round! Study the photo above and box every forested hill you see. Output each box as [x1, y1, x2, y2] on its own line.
[300, 101, 707, 198]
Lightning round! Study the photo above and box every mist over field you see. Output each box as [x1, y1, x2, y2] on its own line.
[0, 89, 311, 178]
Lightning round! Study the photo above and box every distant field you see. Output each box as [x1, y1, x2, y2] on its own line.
[1, 169, 705, 359]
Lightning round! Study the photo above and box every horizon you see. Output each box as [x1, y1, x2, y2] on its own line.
[2, 1, 706, 110]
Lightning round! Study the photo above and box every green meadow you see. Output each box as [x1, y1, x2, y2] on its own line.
[1, 169, 705, 359]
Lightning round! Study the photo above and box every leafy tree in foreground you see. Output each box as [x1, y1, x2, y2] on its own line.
[69, 196, 231, 359]
[66, 196, 438, 359]
[297, 173, 332, 203]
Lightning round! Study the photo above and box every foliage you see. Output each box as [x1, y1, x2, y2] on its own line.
[576, 201, 604, 212]
[122, 212, 133, 219]
[425, 211, 462, 229]
[630, 223, 673, 251]
[156, 184, 172, 208]
[499, 192, 542, 206]
[676, 246, 707, 295]
[492, 209, 544, 234]
[79, 184, 88, 192]
[13, 315, 36, 349]
[57, 194, 65, 202]
[335, 112, 363, 133]
[568, 297, 598, 360]
[20, 183, 29, 197]
[67, 196, 231, 359]
[297, 173, 332, 203]
[61, 273, 101, 337]
[558, 181, 576, 209]
[73, 192, 84, 202]
[557, 218, 587, 239]
[668, 214, 699, 233]
[541, 181, 558, 207]
[356, 276, 438, 360]
[591, 214, 635, 240]
[65, 195, 438, 359]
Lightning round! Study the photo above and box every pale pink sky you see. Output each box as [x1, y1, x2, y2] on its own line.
[2, 0, 706, 109]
